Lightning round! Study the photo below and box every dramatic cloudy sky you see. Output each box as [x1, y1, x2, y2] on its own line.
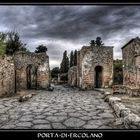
[0, 5, 140, 69]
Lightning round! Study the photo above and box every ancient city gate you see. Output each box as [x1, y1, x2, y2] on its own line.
[26, 65, 37, 89]
[95, 66, 103, 88]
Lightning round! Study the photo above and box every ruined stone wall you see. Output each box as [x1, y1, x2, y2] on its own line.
[68, 66, 77, 87]
[14, 52, 50, 91]
[122, 37, 140, 89]
[0, 55, 15, 97]
[77, 45, 113, 89]
[37, 59, 50, 89]
[77, 51, 81, 87]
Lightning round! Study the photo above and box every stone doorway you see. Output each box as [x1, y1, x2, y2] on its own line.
[95, 66, 103, 88]
[26, 65, 37, 89]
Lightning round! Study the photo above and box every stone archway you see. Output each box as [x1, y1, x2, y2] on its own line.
[26, 65, 37, 89]
[95, 66, 103, 88]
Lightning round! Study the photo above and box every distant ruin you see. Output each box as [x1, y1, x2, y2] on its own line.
[68, 45, 113, 90]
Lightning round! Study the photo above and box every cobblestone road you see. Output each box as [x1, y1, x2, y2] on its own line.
[0, 85, 124, 129]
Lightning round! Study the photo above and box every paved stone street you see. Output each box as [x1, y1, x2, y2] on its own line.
[0, 85, 124, 129]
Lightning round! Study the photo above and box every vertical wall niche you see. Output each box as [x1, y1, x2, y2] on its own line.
[95, 65, 103, 88]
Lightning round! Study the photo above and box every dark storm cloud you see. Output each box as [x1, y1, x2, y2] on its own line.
[0, 5, 140, 68]
[0, 6, 140, 40]
[23, 6, 122, 40]
[25, 6, 140, 41]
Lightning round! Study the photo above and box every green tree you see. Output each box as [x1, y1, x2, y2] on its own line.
[73, 49, 77, 66]
[95, 37, 104, 46]
[0, 32, 7, 42]
[0, 32, 7, 55]
[51, 67, 60, 78]
[35, 45, 48, 53]
[60, 50, 69, 74]
[113, 59, 123, 84]
[0, 41, 6, 55]
[60, 50, 69, 82]
[90, 40, 95, 46]
[5, 32, 27, 55]
[70, 50, 74, 67]
[60, 73, 68, 82]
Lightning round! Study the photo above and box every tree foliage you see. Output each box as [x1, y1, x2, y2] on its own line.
[113, 59, 123, 84]
[35, 45, 48, 53]
[0, 32, 27, 55]
[5, 32, 27, 55]
[51, 67, 60, 78]
[0, 32, 7, 42]
[90, 40, 95, 46]
[95, 37, 104, 46]
[0, 32, 6, 55]
[69, 49, 77, 67]
[73, 49, 77, 66]
[60, 73, 68, 81]
[0, 42, 6, 55]
[60, 50, 69, 74]
[90, 37, 104, 47]
[70, 51, 74, 67]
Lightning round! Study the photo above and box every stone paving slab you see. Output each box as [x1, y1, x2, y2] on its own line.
[0, 85, 125, 129]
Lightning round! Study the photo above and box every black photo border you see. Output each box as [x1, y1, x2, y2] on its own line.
[0, 1, 140, 139]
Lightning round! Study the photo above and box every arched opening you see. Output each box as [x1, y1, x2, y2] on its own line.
[95, 66, 103, 88]
[26, 65, 37, 89]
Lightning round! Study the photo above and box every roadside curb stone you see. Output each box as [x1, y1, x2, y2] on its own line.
[103, 89, 140, 129]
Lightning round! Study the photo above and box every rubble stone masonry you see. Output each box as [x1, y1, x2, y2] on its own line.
[0, 55, 15, 96]
[0, 52, 50, 97]
[77, 45, 113, 89]
[14, 52, 50, 91]
[122, 37, 140, 96]
[68, 66, 77, 87]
